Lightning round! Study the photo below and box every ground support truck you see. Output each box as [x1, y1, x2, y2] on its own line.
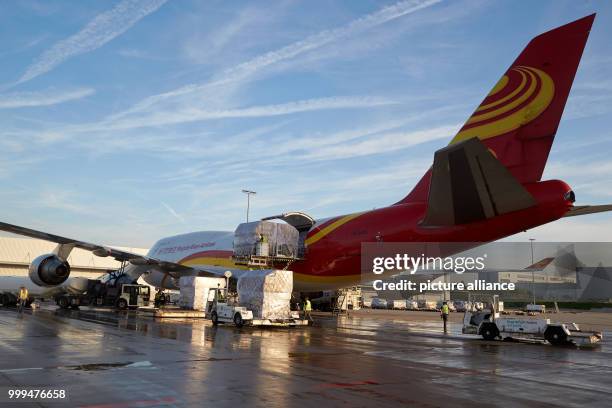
[462, 296, 602, 347]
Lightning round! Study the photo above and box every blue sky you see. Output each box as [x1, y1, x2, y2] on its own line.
[1, 0, 611, 247]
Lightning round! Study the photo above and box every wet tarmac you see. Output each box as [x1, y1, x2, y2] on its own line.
[0, 306, 611, 407]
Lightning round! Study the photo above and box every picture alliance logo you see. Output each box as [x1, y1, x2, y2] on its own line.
[371, 253, 488, 275]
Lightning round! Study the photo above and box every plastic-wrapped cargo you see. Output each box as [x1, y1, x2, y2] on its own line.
[391, 299, 407, 310]
[233, 221, 299, 258]
[237, 270, 293, 319]
[179, 276, 225, 311]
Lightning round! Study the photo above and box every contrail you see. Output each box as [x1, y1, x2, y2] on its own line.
[161, 202, 186, 224]
[107, 96, 396, 130]
[13, 0, 167, 86]
[219, 0, 442, 85]
[0, 88, 94, 109]
[117, 0, 441, 117]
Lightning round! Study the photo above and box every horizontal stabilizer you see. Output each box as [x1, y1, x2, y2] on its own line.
[422, 138, 536, 226]
[564, 205, 612, 217]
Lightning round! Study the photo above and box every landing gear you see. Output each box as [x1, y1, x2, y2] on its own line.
[57, 296, 70, 310]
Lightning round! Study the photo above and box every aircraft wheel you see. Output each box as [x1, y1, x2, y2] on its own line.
[234, 313, 244, 328]
[211, 311, 219, 326]
[58, 296, 70, 310]
[116, 298, 128, 310]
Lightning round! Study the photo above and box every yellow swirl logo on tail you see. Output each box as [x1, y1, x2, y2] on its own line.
[451, 66, 555, 144]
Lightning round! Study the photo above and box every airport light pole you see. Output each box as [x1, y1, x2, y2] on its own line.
[530, 238, 536, 305]
[242, 189, 256, 222]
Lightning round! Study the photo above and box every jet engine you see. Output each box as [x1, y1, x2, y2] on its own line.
[28, 254, 71, 287]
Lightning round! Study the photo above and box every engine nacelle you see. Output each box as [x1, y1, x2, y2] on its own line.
[28, 254, 71, 287]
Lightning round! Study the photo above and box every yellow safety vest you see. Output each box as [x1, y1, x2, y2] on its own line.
[305, 300, 312, 311]
[19, 288, 28, 300]
[442, 304, 449, 314]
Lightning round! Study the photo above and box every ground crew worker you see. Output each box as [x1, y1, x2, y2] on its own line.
[441, 301, 450, 333]
[18, 286, 29, 314]
[257, 234, 269, 256]
[154, 289, 164, 308]
[304, 297, 313, 323]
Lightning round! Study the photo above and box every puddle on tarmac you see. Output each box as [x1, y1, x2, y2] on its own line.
[62, 360, 154, 371]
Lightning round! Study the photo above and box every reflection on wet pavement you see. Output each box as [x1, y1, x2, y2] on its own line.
[0, 306, 610, 407]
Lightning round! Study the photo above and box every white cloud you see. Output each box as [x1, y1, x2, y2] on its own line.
[182, 6, 269, 65]
[105, 95, 396, 130]
[151, 118, 455, 183]
[0, 87, 94, 108]
[508, 215, 612, 242]
[117, 48, 164, 60]
[546, 160, 612, 181]
[37, 189, 97, 216]
[301, 124, 457, 161]
[0, 156, 43, 178]
[13, 0, 167, 86]
[11, 95, 395, 143]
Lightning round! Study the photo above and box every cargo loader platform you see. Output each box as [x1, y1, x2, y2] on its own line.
[137, 306, 208, 318]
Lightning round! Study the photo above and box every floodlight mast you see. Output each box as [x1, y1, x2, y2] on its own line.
[530, 238, 536, 305]
[242, 189, 256, 222]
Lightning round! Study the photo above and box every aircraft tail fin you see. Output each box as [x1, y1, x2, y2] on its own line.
[524, 257, 555, 271]
[399, 14, 595, 205]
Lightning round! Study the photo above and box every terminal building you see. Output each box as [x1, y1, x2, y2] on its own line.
[0, 236, 148, 279]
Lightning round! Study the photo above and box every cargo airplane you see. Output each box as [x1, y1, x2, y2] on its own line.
[1, 14, 611, 293]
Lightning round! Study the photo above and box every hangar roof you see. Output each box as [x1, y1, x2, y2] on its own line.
[0, 236, 148, 269]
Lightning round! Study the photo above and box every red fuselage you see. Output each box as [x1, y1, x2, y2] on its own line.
[290, 179, 573, 289]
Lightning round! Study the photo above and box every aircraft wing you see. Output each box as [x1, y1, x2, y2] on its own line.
[564, 205, 612, 218]
[0, 221, 206, 275]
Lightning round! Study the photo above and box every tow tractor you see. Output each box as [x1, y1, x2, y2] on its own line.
[208, 286, 253, 327]
[462, 296, 602, 347]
